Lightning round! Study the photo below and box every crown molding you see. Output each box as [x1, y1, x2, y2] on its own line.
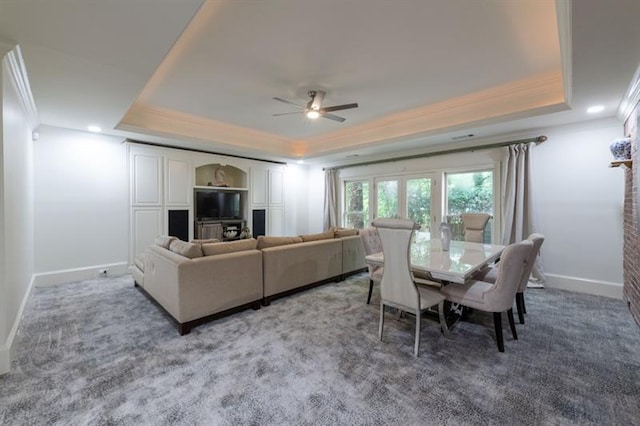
[301, 70, 567, 157]
[3, 45, 39, 131]
[556, 0, 572, 106]
[118, 104, 297, 156]
[618, 62, 640, 123]
[120, 70, 566, 159]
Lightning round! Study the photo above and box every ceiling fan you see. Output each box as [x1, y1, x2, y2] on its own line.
[272, 90, 358, 123]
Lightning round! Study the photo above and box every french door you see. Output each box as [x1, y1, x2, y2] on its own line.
[373, 174, 439, 236]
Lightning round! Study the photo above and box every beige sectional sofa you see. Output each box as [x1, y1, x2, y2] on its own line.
[133, 230, 366, 334]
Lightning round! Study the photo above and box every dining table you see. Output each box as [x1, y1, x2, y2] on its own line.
[364, 238, 506, 285]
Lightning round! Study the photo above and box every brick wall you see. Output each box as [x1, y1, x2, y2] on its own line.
[623, 103, 640, 326]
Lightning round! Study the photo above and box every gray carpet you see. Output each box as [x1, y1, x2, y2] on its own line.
[1, 273, 639, 425]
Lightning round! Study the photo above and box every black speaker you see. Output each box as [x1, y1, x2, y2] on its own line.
[252, 209, 266, 238]
[168, 209, 189, 241]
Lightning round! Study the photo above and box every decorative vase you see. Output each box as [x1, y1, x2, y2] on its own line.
[609, 137, 632, 160]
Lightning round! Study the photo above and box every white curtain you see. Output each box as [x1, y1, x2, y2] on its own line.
[501, 142, 546, 286]
[323, 169, 339, 231]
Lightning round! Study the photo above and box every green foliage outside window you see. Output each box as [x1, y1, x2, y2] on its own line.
[376, 180, 398, 219]
[446, 171, 493, 241]
[407, 178, 431, 232]
[344, 181, 369, 229]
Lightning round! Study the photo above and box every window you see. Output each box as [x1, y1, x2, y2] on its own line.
[446, 170, 494, 242]
[375, 178, 399, 219]
[343, 180, 369, 229]
[406, 177, 432, 233]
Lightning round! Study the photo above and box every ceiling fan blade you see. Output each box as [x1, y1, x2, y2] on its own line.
[321, 112, 346, 122]
[272, 111, 304, 116]
[321, 102, 359, 113]
[272, 97, 305, 109]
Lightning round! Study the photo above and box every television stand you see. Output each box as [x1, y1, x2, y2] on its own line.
[195, 219, 245, 241]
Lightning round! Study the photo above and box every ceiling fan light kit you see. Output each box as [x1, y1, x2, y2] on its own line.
[273, 90, 358, 123]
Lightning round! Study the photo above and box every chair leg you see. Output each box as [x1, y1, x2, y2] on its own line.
[414, 309, 421, 357]
[516, 292, 525, 324]
[522, 293, 527, 314]
[367, 279, 374, 304]
[507, 308, 518, 340]
[438, 300, 449, 336]
[378, 301, 385, 341]
[493, 312, 504, 352]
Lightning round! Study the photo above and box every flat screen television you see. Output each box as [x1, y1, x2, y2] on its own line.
[195, 190, 241, 220]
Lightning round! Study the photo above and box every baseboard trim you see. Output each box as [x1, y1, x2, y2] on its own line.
[0, 274, 36, 375]
[34, 262, 129, 287]
[544, 273, 623, 299]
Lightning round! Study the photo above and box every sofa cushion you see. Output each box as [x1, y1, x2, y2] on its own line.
[202, 238, 258, 256]
[191, 238, 220, 245]
[334, 228, 359, 238]
[300, 231, 335, 242]
[168, 239, 203, 259]
[155, 235, 177, 249]
[257, 236, 303, 250]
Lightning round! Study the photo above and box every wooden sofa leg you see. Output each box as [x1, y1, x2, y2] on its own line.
[251, 301, 261, 310]
[178, 323, 191, 336]
[262, 298, 271, 307]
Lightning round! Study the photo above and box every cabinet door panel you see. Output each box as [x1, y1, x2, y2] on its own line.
[268, 207, 285, 236]
[269, 170, 284, 206]
[166, 158, 190, 205]
[132, 208, 162, 261]
[133, 154, 162, 205]
[251, 168, 268, 206]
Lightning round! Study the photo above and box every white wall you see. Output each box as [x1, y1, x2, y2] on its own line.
[33, 125, 129, 284]
[283, 163, 310, 236]
[1, 55, 35, 374]
[307, 166, 326, 233]
[533, 118, 624, 297]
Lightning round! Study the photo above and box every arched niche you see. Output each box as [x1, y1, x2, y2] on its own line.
[195, 163, 247, 188]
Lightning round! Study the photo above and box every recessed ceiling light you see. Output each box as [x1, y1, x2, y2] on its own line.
[87, 125, 102, 133]
[586, 105, 605, 114]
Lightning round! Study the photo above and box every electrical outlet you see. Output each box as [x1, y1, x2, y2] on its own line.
[99, 269, 108, 277]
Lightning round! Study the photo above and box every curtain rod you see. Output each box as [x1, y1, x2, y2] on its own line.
[126, 139, 287, 165]
[323, 135, 547, 171]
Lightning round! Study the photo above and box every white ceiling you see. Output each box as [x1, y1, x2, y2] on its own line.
[0, 0, 638, 166]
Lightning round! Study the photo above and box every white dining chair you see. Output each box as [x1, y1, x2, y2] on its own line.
[473, 233, 545, 324]
[461, 213, 491, 243]
[440, 240, 533, 352]
[360, 227, 384, 304]
[373, 218, 448, 357]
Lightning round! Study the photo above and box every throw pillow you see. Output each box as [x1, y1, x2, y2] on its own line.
[169, 239, 203, 259]
[155, 235, 177, 249]
[202, 238, 258, 256]
[257, 236, 303, 250]
[299, 231, 335, 242]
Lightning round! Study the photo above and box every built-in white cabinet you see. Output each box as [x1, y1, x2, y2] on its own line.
[165, 158, 191, 206]
[131, 207, 162, 260]
[251, 168, 268, 206]
[269, 169, 284, 206]
[250, 166, 285, 235]
[128, 142, 288, 264]
[132, 154, 162, 205]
